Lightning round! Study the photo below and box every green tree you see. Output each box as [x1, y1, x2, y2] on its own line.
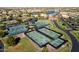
[62, 23, 66, 26]
[0, 30, 5, 37]
[16, 17, 23, 24]
[6, 36, 16, 46]
[6, 36, 20, 46]
[42, 46, 48, 52]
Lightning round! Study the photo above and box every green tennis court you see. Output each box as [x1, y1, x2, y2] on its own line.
[38, 28, 61, 38]
[50, 38, 64, 48]
[35, 20, 50, 28]
[26, 31, 51, 47]
[26, 28, 66, 48]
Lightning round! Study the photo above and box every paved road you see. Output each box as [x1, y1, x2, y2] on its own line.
[0, 40, 4, 52]
[53, 20, 79, 52]
[61, 19, 76, 30]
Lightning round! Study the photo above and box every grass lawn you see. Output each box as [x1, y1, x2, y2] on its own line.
[49, 22, 72, 52]
[18, 37, 38, 52]
[71, 30, 79, 41]
[76, 26, 79, 30]
[57, 20, 71, 30]
[4, 37, 38, 52]
[57, 43, 70, 52]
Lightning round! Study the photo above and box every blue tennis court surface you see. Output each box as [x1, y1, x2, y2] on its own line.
[26, 28, 67, 49]
[7, 25, 28, 35]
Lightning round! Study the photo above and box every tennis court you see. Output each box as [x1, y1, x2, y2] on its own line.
[8, 25, 28, 35]
[35, 20, 50, 28]
[26, 31, 51, 47]
[38, 28, 61, 38]
[26, 28, 66, 48]
[49, 38, 64, 48]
